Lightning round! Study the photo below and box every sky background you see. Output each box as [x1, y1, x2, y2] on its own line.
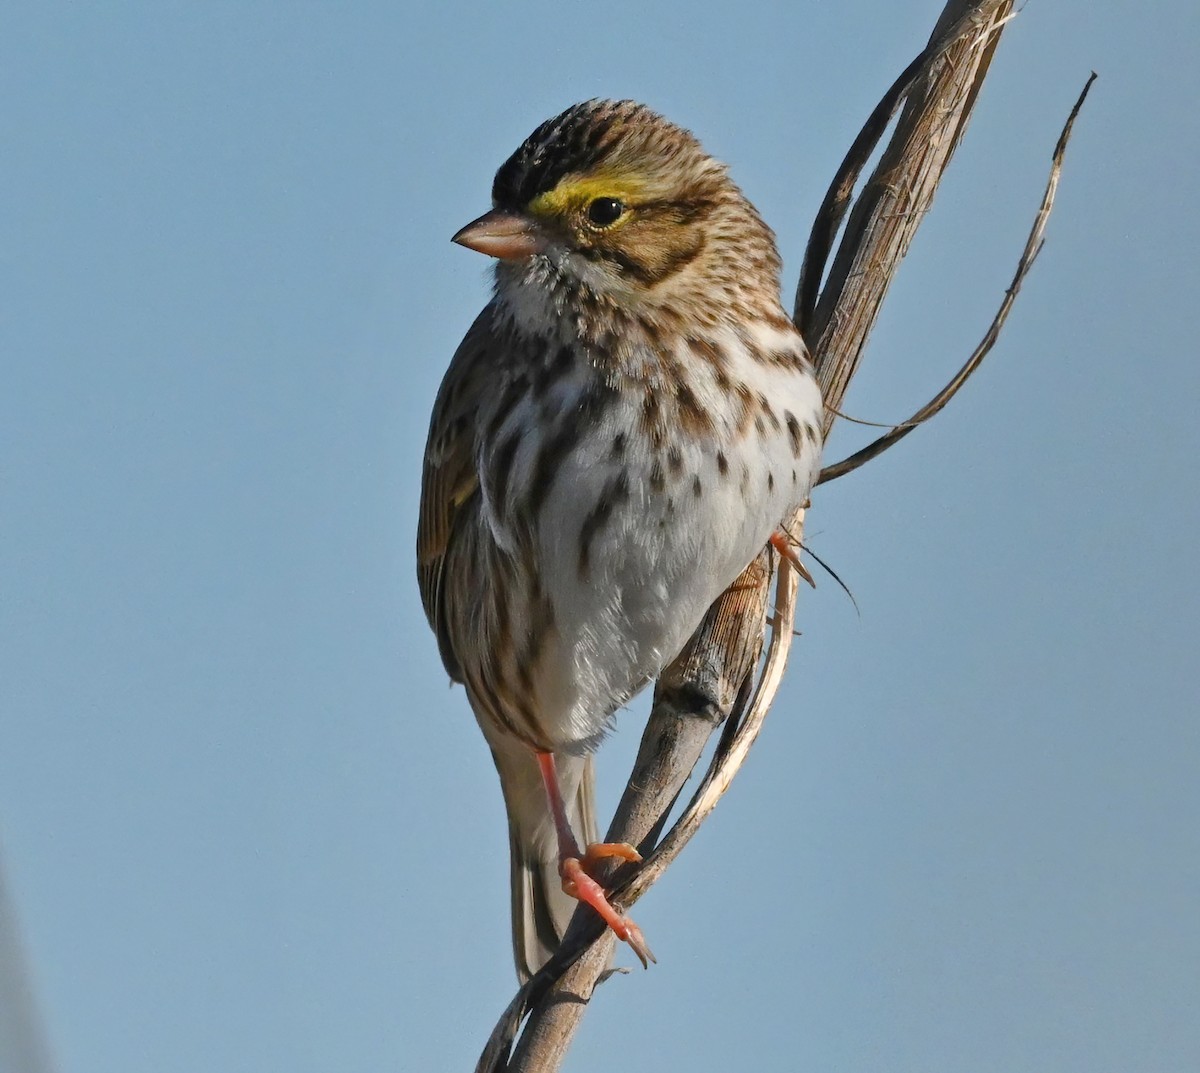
[3, 3, 1198, 1071]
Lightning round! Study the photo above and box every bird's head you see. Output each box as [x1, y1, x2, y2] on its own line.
[453, 100, 781, 329]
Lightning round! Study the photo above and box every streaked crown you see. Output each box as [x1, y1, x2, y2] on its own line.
[492, 99, 721, 211]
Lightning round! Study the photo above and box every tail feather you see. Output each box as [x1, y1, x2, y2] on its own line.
[490, 743, 598, 982]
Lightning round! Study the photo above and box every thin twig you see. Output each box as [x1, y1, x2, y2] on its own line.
[806, 0, 1014, 431]
[824, 402, 919, 429]
[801, 542, 861, 615]
[794, 2, 1014, 337]
[817, 73, 1097, 486]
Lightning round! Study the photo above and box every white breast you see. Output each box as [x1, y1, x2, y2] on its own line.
[483, 323, 823, 752]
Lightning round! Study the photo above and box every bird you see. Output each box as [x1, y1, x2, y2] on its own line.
[417, 99, 824, 981]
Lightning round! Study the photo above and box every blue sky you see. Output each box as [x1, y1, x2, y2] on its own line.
[3, 3, 1197, 1071]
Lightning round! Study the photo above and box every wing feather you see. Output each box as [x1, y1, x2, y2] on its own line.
[416, 304, 496, 680]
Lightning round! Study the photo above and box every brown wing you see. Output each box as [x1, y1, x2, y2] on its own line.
[417, 304, 497, 681]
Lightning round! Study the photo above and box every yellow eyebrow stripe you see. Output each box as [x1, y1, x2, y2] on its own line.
[527, 174, 647, 218]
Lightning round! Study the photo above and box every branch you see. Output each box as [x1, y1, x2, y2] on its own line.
[793, 2, 1016, 340]
[471, 2, 1090, 1068]
[817, 72, 1098, 485]
[804, 0, 1014, 418]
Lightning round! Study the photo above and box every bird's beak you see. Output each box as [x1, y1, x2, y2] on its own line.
[452, 209, 547, 260]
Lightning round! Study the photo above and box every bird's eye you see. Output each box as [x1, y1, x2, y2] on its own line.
[586, 197, 624, 227]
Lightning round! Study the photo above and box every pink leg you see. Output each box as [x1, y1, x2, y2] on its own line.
[535, 751, 656, 968]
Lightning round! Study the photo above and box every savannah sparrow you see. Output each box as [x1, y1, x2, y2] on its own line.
[418, 99, 824, 980]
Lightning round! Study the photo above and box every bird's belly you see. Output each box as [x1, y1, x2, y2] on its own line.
[525, 366, 822, 751]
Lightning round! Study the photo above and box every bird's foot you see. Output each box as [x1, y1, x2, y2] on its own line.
[560, 843, 656, 969]
[535, 751, 656, 968]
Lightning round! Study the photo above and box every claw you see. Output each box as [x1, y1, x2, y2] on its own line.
[769, 530, 816, 587]
[580, 842, 642, 869]
[560, 855, 657, 969]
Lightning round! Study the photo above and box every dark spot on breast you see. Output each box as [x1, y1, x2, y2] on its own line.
[734, 324, 768, 366]
[767, 472, 775, 492]
[726, 381, 754, 432]
[716, 450, 729, 476]
[649, 460, 666, 493]
[582, 380, 619, 420]
[553, 343, 571, 369]
[526, 422, 583, 519]
[675, 381, 713, 434]
[758, 393, 781, 431]
[765, 310, 794, 334]
[785, 411, 803, 458]
[610, 431, 627, 460]
[692, 475, 702, 498]
[577, 471, 630, 579]
[688, 335, 727, 370]
[667, 445, 684, 476]
[658, 350, 683, 383]
[531, 345, 575, 399]
[641, 391, 666, 448]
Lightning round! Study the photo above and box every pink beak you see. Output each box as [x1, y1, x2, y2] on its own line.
[452, 209, 547, 260]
